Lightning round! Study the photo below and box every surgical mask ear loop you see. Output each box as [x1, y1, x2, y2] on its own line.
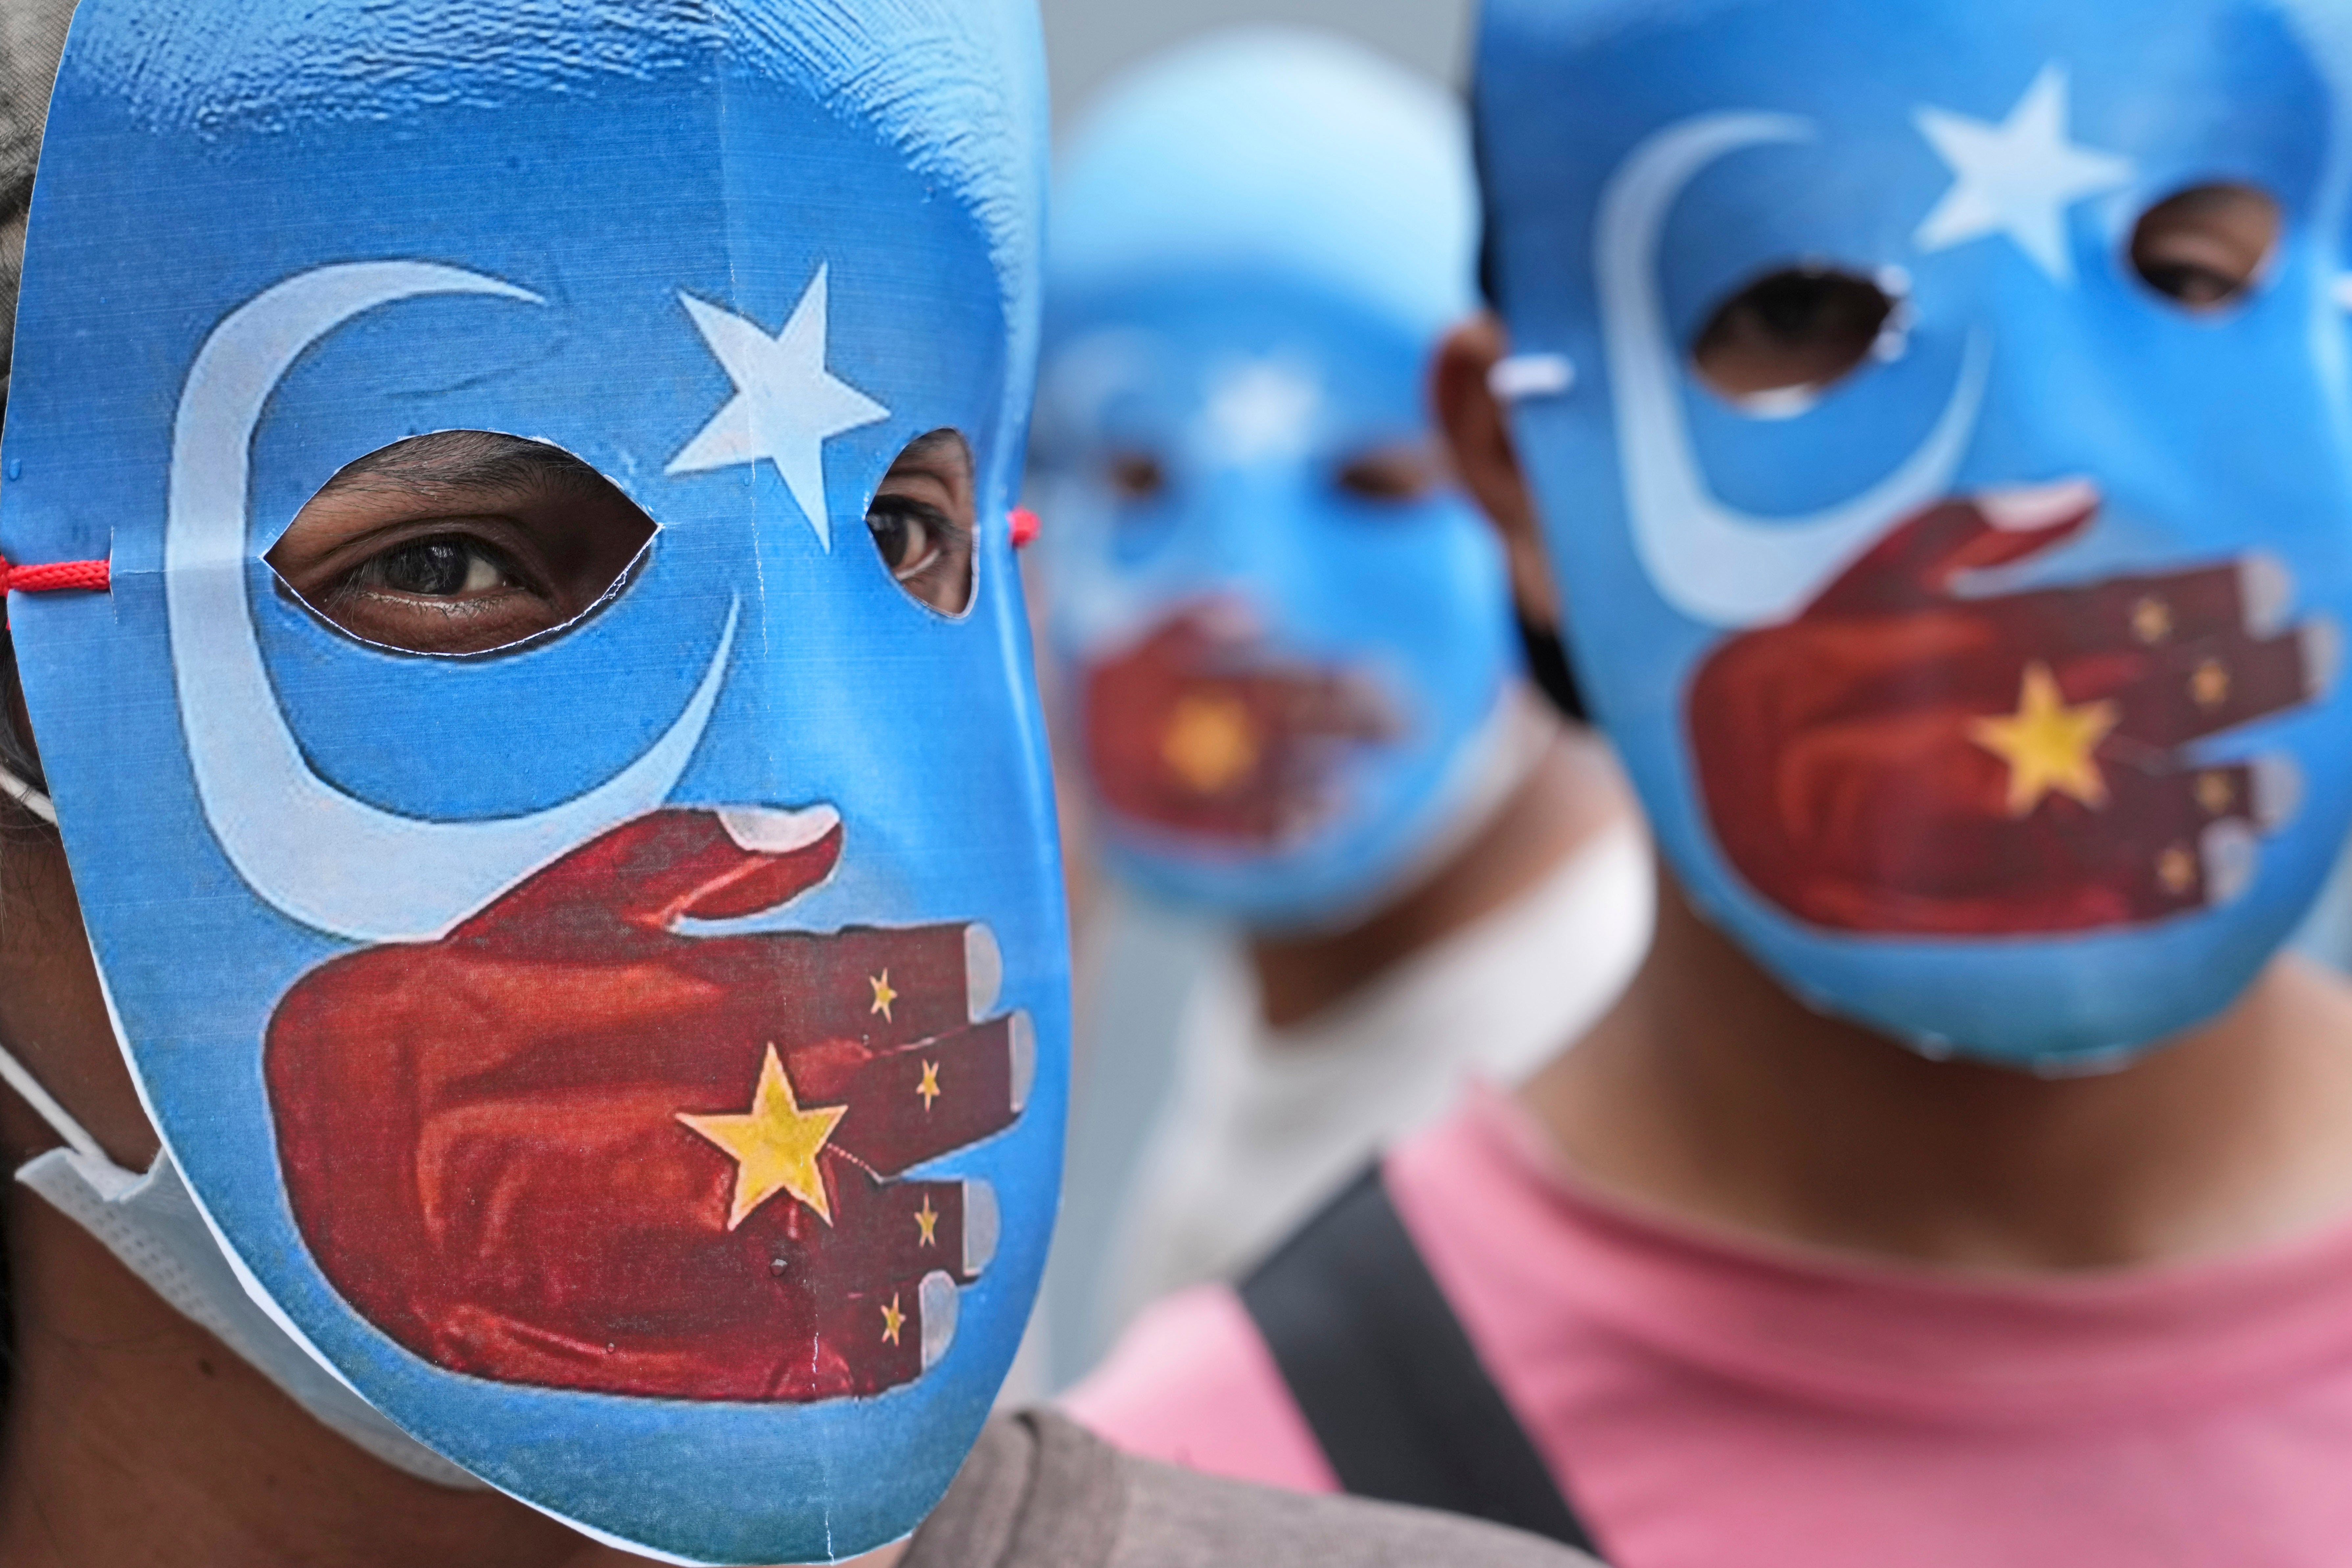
[0, 1037, 494, 1489]
[0, 554, 481, 1488]
[0, 760, 55, 825]
[0, 1033, 111, 1172]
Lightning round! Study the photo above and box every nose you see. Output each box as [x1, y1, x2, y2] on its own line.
[1167, 458, 1319, 603]
[1947, 274, 2157, 499]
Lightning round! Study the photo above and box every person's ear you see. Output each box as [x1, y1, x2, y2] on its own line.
[1432, 313, 1560, 630]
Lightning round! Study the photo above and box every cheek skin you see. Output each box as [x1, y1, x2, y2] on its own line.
[0, 659, 149, 1171]
[0, 830, 157, 1170]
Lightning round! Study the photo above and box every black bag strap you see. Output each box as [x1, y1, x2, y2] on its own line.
[1240, 1165, 1604, 1557]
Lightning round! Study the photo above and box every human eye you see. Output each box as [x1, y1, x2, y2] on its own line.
[1691, 266, 1897, 410]
[350, 535, 525, 599]
[1331, 442, 1440, 506]
[868, 495, 968, 590]
[267, 431, 657, 657]
[866, 429, 977, 616]
[1105, 450, 1168, 503]
[317, 528, 563, 655]
[2129, 183, 2280, 313]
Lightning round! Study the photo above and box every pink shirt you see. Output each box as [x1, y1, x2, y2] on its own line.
[1065, 1086, 2352, 1567]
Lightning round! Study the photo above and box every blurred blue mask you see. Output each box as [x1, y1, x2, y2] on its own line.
[1036, 29, 1525, 931]
[1477, 0, 2352, 1067]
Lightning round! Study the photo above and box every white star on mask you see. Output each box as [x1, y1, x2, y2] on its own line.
[1912, 64, 2134, 285]
[667, 266, 890, 550]
[1200, 360, 1321, 464]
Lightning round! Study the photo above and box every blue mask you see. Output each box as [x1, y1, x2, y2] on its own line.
[1035, 29, 1524, 930]
[3, 2, 1064, 1561]
[1476, 0, 2352, 1068]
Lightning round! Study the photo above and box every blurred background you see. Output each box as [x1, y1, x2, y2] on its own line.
[1023, 1, 1486, 1397]
[1041, 0, 1472, 124]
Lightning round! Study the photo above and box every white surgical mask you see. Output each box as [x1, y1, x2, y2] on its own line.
[0, 1038, 485, 1489]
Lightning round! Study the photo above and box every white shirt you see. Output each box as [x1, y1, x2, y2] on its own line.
[1100, 818, 1654, 1330]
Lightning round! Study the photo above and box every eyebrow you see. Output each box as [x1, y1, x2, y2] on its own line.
[894, 428, 972, 471]
[317, 430, 610, 502]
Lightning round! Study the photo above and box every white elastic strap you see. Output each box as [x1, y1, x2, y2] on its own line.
[16, 1145, 489, 1489]
[0, 1036, 491, 1491]
[1488, 352, 1577, 402]
[0, 759, 56, 825]
[0, 1036, 106, 1163]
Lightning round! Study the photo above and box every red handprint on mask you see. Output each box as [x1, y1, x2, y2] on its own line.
[1687, 482, 2335, 935]
[1082, 603, 1397, 846]
[265, 808, 1032, 1402]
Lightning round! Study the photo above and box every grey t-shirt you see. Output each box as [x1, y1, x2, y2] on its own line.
[905, 1413, 1602, 1568]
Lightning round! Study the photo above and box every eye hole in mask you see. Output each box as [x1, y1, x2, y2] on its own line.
[267, 431, 657, 658]
[1690, 265, 1899, 414]
[2128, 182, 2281, 313]
[1104, 450, 1169, 503]
[1331, 443, 1441, 506]
[866, 426, 978, 616]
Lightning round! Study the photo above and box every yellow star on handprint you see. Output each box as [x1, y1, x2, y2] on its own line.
[1967, 661, 2120, 818]
[869, 970, 897, 1022]
[880, 1293, 906, 1346]
[1162, 694, 1259, 794]
[676, 1045, 847, 1229]
[915, 1195, 940, 1248]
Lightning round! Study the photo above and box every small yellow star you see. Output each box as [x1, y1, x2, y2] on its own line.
[1968, 662, 2121, 818]
[917, 1059, 942, 1112]
[880, 1293, 906, 1346]
[2158, 843, 2198, 896]
[915, 1195, 940, 1248]
[1161, 694, 1259, 794]
[2190, 658, 2231, 711]
[869, 970, 897, 1023]
[2130, 595, 2174, 645]
[676, 1045, 848, 1229]
[2196, 770, 2236, 816]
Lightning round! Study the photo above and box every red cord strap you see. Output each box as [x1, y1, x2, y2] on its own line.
[0, 529, 1049, 590]
[0, 555, 110, 594]
[1, 532, 1025, 584]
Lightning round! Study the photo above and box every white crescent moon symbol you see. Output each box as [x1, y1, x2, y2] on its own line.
[1597, 112, 1991, 628]
[166, 260, 737, 944]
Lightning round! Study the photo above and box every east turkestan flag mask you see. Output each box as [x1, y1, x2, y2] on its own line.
[0, 1, 1066, 1560]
